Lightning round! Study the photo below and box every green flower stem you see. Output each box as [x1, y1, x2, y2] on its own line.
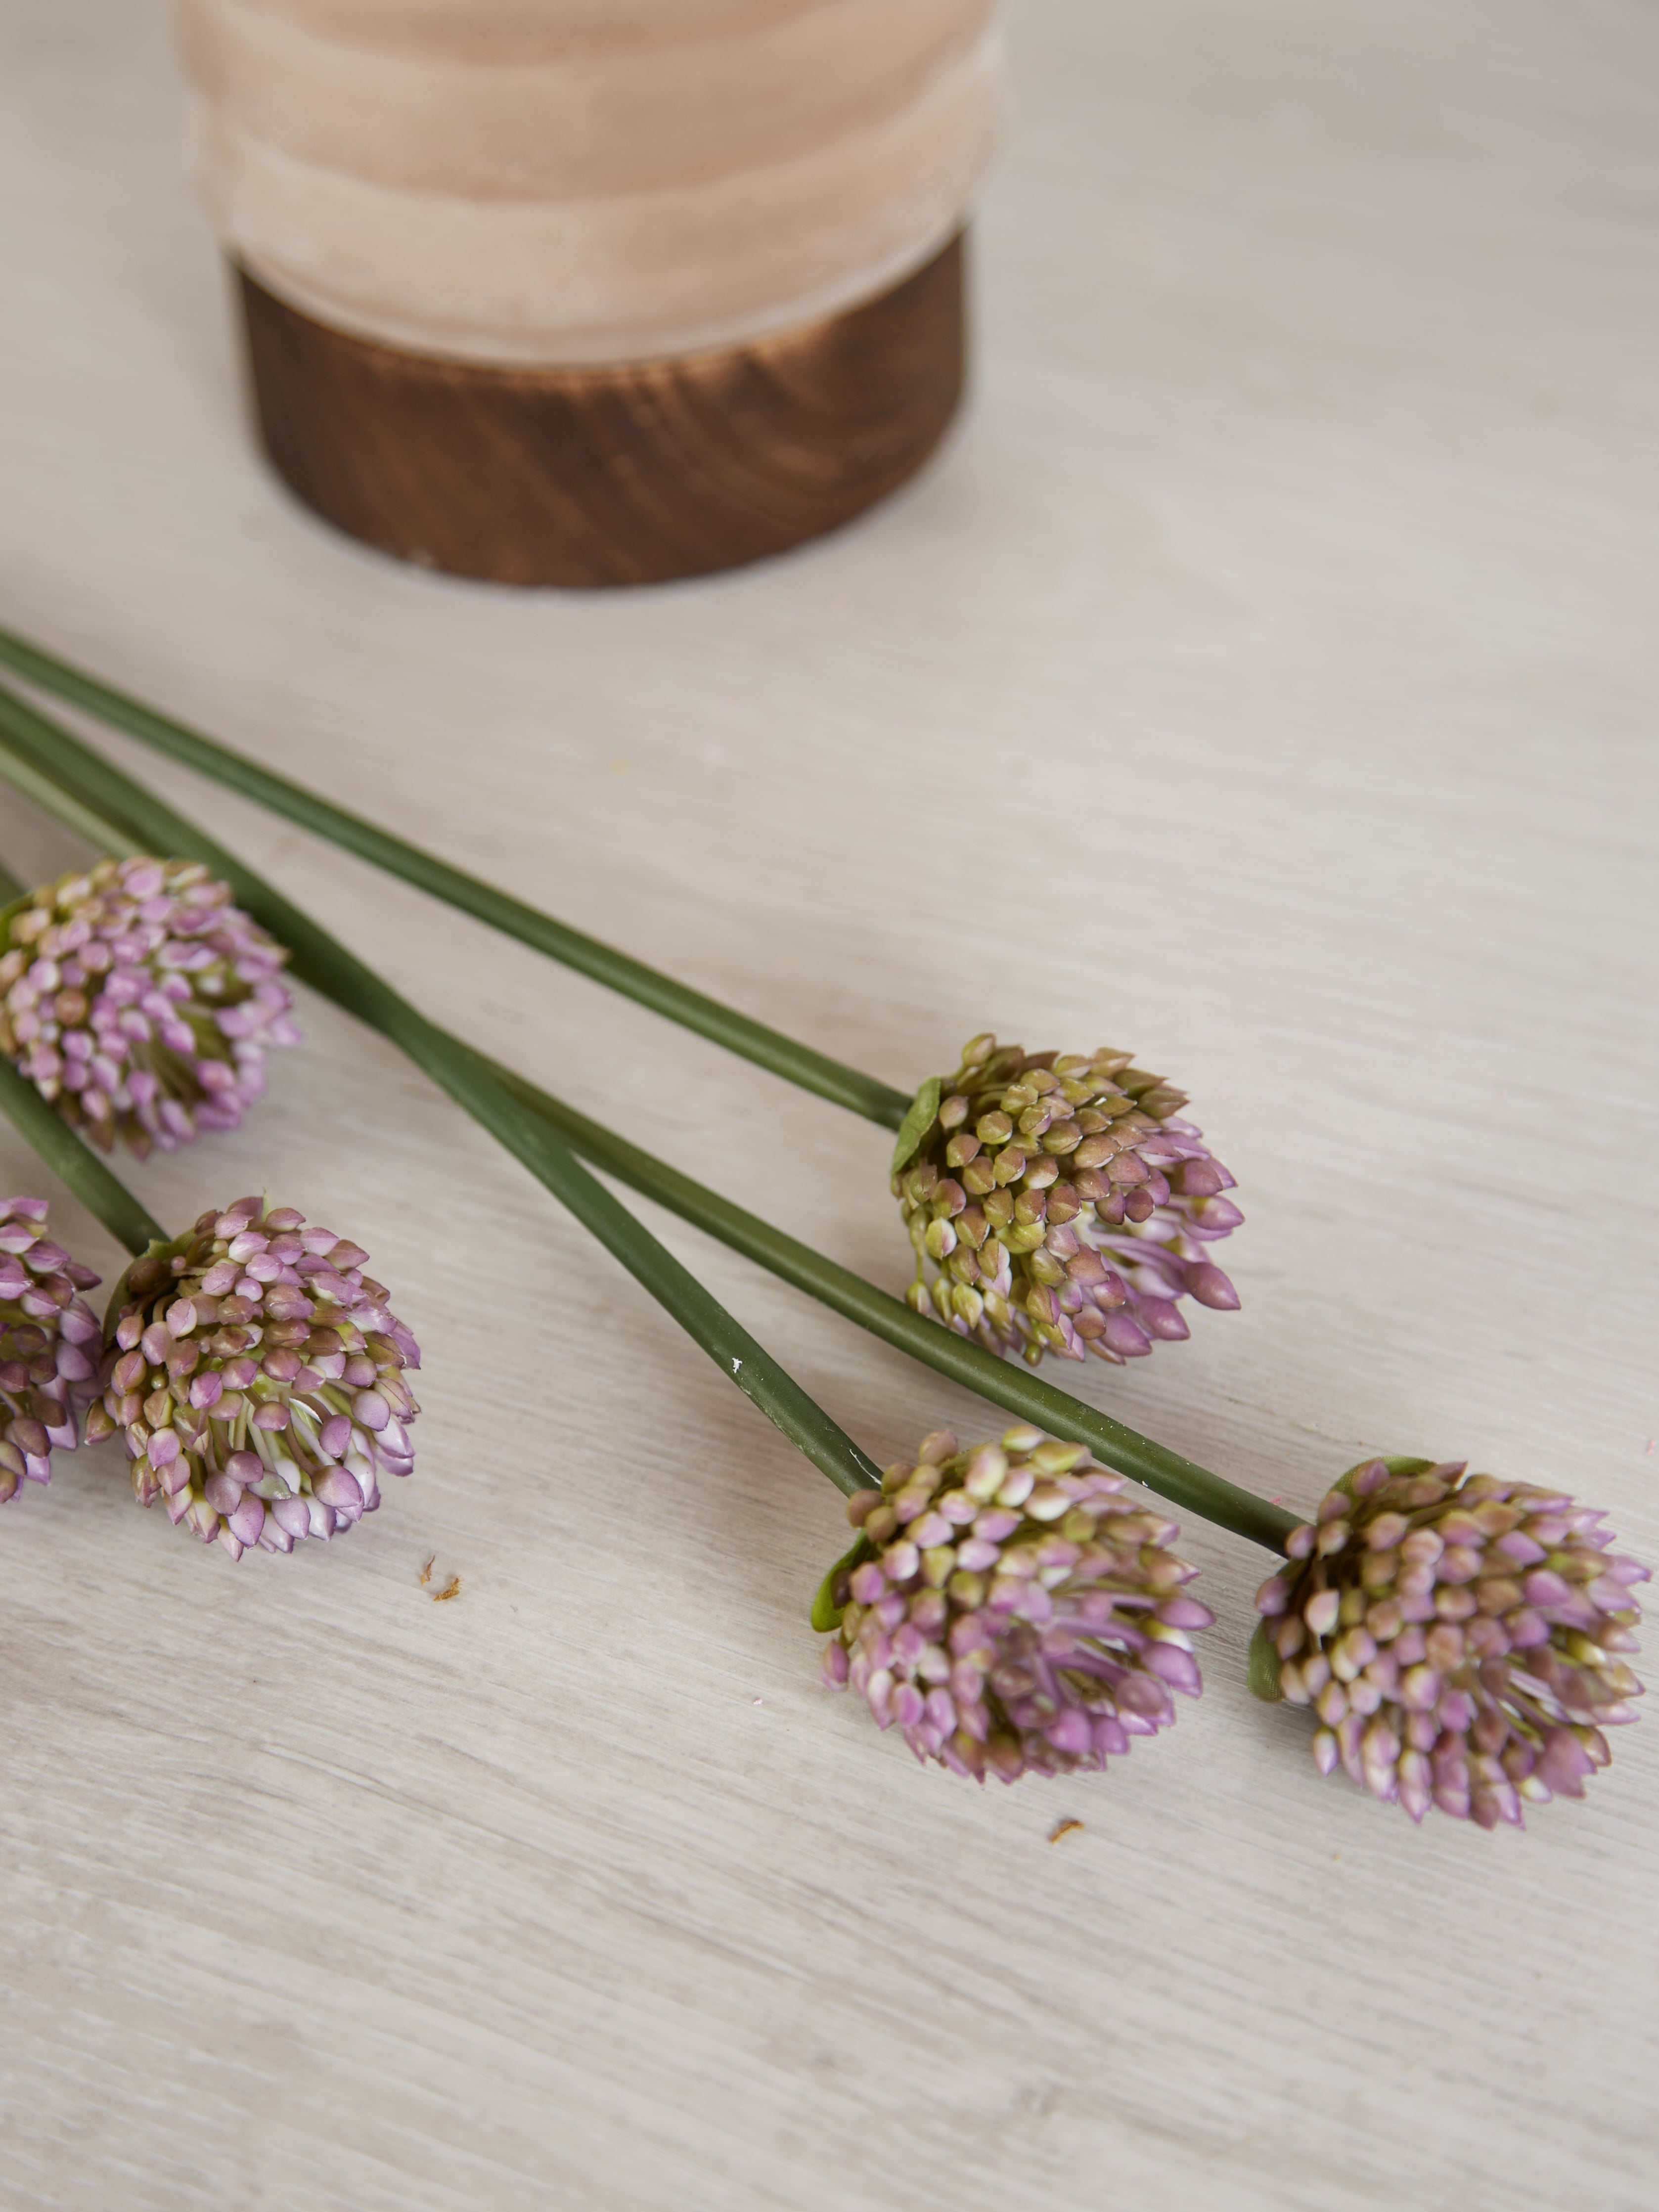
[0, 854, 24, 905]
[0, 1052, 165, 1256]
[0, 734, 145, 857]
[481, 1053, 1299, 1552]
[0, 695, 1300, 1554]
[0, 637, 912, 1129]
[0, 686, 882, 1502]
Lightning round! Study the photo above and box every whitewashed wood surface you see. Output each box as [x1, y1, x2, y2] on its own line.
[1, 4, 1656, 2207]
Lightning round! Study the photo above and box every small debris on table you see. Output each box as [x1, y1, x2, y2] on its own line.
[1048, 1818, 1085, 1846]
[432, 1575, 462, 1603]
[419, 1554, 436, 1587]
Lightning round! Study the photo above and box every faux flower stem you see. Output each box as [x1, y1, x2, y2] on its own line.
[0, 702, 1298, 1552]
[0, 693, 883, 1502]
[0, 1051, 165, 1256]
[479, 1054, 1298, 1551]
[0, 732, 146, 857]
[0, 639, 912, 1129]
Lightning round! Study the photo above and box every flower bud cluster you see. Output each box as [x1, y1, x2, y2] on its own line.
[0, 1196, 100, 1501]
[0, 857, 300, 1158]
[894, 1034, 1241, 1367]
[1257, 1458, 1648, 1827]
[822, 1426, 1211, 1781]
[93, 1196, 420, 1560]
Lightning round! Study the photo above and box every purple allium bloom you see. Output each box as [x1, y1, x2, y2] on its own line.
[821, 1426, 1212, 1781]
[1257, 1459, 1648, 1827]
[92, 1196, 419, 1560]
[0, 857, 301, 1158]
[894, 1034, 1241, 1369]
[0, 1196, 101, 1501]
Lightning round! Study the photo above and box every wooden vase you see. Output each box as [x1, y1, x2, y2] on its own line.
[172, 0, 1002, 586]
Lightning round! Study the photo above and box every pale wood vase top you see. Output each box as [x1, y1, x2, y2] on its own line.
[175, 2, 998, 583]
[175, 0, 1000, 365]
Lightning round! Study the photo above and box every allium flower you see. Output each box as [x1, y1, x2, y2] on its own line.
[1256, 1458, 1648, 1827]
[893, 1034, 1242, 1367]
[0, 1196, 101, 1501]
[90, 1196, 419, 1560]
[821, 1426, 1212, 1780]
[0, 857, 300, 1158]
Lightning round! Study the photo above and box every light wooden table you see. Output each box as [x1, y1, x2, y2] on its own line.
[2, 4, 1655, 2207]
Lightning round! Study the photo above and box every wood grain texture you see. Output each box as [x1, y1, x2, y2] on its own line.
[1, 4, 1657, 2211]
[238, 239, 965, 586]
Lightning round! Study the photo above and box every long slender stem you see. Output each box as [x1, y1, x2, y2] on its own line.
[0, 738, 143, 856]
[0, 1053, 165, 1255]
[0, 698, 1300, 1553]
[0, 690, 881, 1500]
[0, 855, 24, 905]
[0, 637, 913, 1129]
[481, 1052, 1300, 1552]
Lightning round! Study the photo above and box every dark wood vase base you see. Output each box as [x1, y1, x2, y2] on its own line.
[236, 235, 965, 588]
